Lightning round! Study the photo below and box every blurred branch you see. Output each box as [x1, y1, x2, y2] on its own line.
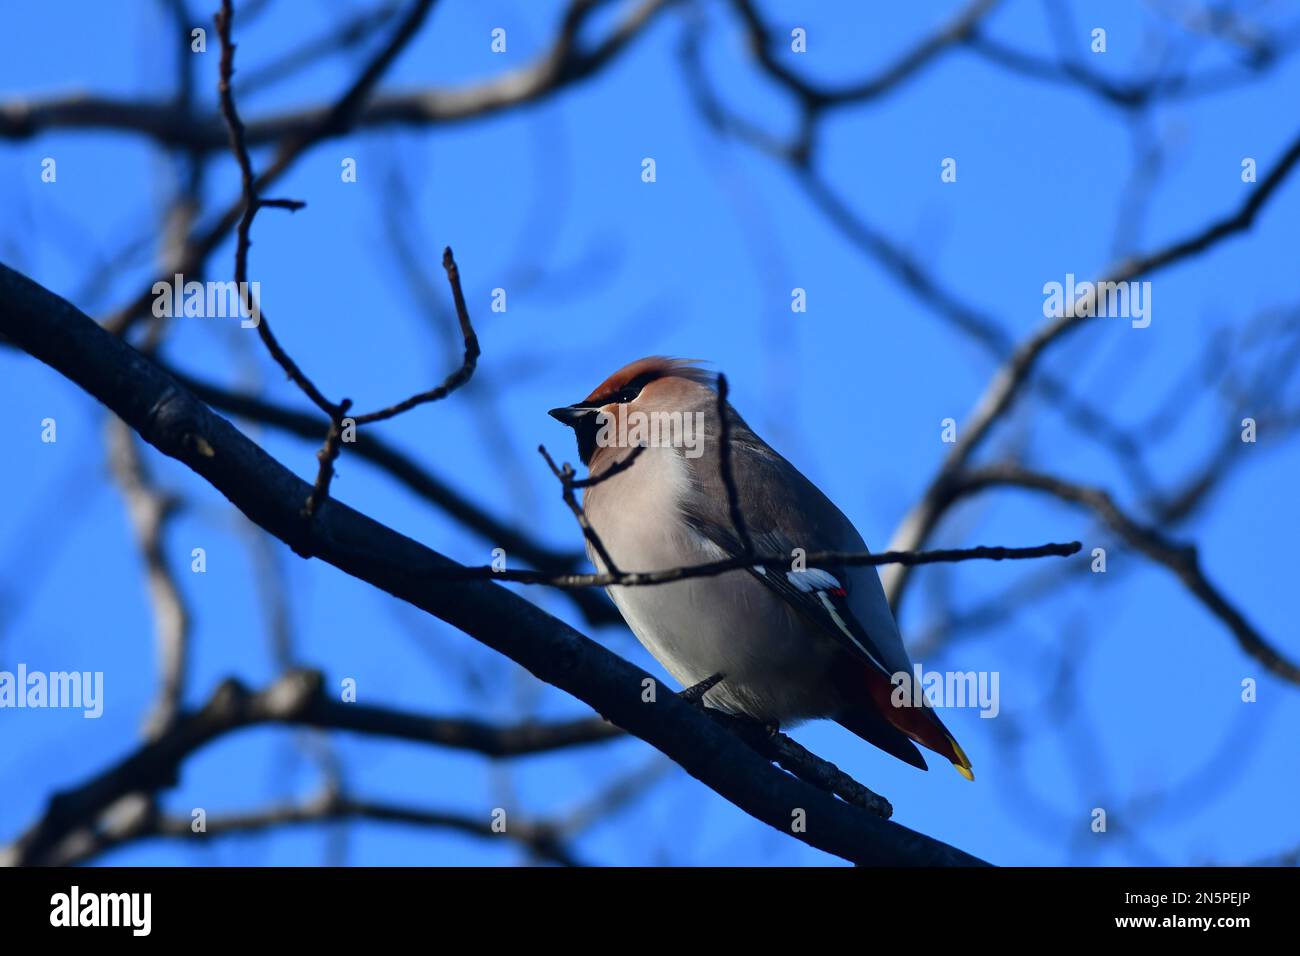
[48, 790, 585, 868]
[680, 27, 1166, 501]
[727, 0, 1000, 160]
[963, 19, 1300, 109]
[106, 418, 191, 739]
[104, 0, 440, 337]
[2, 667, 622, 866]
[952, 463, 1300, 686]
[0, 0, 673, 150]
[882, 125, 1300, 609]
[234, 2, 403, 96]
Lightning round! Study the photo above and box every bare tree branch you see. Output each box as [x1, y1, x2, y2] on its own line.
[449, 540, 1083, 588]
[0, 261, 988, 868]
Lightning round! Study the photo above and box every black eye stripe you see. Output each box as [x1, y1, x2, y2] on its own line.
[619, 373, 659, 402]
[592, 372, 663, 406]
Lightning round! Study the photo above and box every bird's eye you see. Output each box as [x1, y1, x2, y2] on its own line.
[612, 386, 641, 403]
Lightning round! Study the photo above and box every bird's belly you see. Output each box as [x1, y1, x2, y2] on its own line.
[607, 569, 840, 724]
[584, 447, 840, 724]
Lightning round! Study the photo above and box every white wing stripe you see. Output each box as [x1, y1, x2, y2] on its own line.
[786, 568, 841, 592]
[815, 591, 889, 673]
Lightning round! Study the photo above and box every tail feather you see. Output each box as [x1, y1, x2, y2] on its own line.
[835, 706, 928, 771]
[858, 665, 975, 780]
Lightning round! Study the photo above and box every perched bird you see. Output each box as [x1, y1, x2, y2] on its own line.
[549, 357, 973, 779]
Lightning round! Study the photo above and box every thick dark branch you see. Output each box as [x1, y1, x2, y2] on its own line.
[0, 262, 986, 867]
[708, 712, 892, 818]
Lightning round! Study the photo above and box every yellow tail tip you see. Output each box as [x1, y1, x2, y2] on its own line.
[947, 735, 974, 781]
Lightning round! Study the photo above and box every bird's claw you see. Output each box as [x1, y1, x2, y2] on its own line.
[678, 672, 724, 706]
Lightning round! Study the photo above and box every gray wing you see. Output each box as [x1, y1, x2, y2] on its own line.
[678, 412, 913, 679]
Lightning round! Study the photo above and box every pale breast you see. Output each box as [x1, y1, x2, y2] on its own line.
[582, 446, 841, 723]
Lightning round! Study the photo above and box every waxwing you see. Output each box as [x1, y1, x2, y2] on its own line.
[549, 357, 973, 779]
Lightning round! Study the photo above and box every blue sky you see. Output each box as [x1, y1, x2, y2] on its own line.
[2, 0, 1299, 865]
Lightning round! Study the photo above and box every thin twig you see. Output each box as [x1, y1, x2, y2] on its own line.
[570, 443, 646, 488]
[715, 373, 754, 557]
[215, 0, 333, 416]
[352, 247, 480, 424]
[304, 398, 353, 518]
[446, 540, 1084, 587]
[539, 444, 622, 575]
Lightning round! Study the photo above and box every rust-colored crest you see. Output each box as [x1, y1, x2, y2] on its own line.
[581, 356, 712, 404]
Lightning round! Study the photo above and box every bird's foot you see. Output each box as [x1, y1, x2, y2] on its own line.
[678, 673, 724, 706]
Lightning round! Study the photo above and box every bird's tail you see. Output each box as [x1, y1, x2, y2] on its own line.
[857, 666, 975, 780]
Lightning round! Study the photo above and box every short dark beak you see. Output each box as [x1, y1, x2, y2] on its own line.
[548, 404, 596, 428]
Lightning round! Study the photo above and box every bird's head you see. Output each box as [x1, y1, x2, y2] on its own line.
[548, 356, 715, 466]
